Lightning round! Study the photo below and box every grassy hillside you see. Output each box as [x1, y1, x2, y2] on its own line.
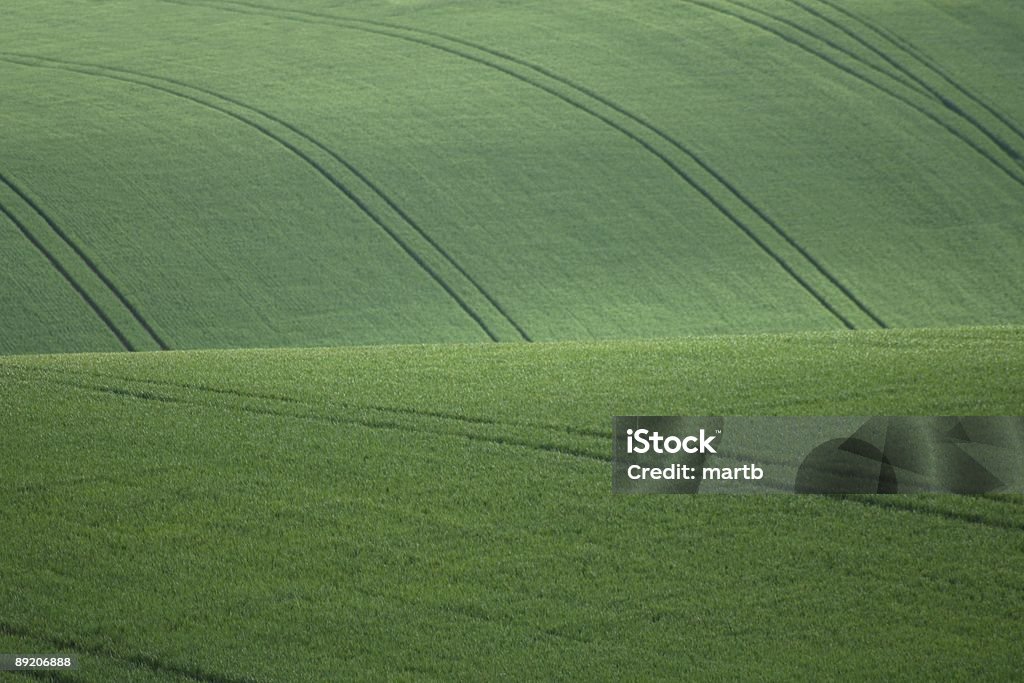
[1, 327, 1023, 680]
[2, 0, 1023, 353]
[2, 2, 1023, 680]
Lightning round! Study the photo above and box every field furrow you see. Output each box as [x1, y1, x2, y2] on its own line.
[681, 0, 1024, 189]
[813, 0, 1024, 153]
[739, 0, 1024, 165]
[0, 172, 167, 352]
[2, 328, 1023, 680]
[2, 3, 1023, 679]
[1, 54, 521, 344]
[168, 0, 890, 331]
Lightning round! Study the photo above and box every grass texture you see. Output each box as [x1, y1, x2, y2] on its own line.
[1, 0, 1022, 352]
[1, 327, 1023, 680]
[2, 1, 1023, 680]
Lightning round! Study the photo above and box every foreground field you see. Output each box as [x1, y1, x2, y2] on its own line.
[2, 327, 1022, 680]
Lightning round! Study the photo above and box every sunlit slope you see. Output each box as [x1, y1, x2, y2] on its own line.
[1, 327, 1022, 680]
[2, 0, 1023, 353]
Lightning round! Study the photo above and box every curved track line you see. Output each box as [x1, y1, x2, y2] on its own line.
[4, 53, 530, 342]
[814, 0, 1024, 152]
[680, 0, 1024, 190]
[0, 621, 257, 683]
[14, 370, 608, 463]
[162, 0, 877, 330]
[0, 196, 134, 351]
[739, 0, 1024, 164]
[231, 0, 887, 329]
[684, 0, 1024, 189]
[347, 5, 889, 328]
[11, 368, 1021, 529]
[14, 57, 528, 342]
[6, 362, 610, 442]
[169, 0, 887, 328]
[97, 371, 611, 440]
[6, 367, 856, 481]
[0, 54, 503, 343]
[9, 363, 995, 483]
[732, 0, 932, 99]
[0, 171, 166, 349]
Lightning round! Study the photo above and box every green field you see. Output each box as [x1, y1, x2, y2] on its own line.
[2, 0, 1023, 680]
[2, 328, 1023, 680]
[3, 0, 1024, 350]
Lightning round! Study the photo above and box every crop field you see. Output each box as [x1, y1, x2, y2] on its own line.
[2, 328, 1023, 680]
[1, 0, 1023, 680]
[3, 0, 1024, 351]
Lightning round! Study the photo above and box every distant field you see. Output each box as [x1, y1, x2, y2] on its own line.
[2, 0, 1023, 352]
[1, 327, 1023, 680]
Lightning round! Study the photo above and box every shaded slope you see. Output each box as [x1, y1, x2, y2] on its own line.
[0, 207, 125, 354]
[253, 0, 1024, 328]
[1, 0, 1022, 350]
[0, 61, 495, 350]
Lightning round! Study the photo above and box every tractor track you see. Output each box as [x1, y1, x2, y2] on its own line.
[4, 362, 611, 441]
[161, 0, 894, 330]
[680, 0, 1024, 190]
[8, 56, 532, 343]
[0, 170, 169, 350]
[735, 0, 1023, 164]
[5, 368, 610, 464]
[0, 54, 509, 343]
[814, 0, 1024, 151]
[12, 366, 1024, 531]
[9, 362, 1024, 530]
[0, 197, 134, 351]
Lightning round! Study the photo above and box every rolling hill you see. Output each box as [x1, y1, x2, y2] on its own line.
[2, 0, 1023, 352]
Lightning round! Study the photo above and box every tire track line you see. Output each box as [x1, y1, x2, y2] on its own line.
[2, 53, 530, 342]
[162, 0, 874, 330]
[0, 170, 169, 350]
[732, 0, 932, 98]
[4, 362, 610, 441]
[3, 366, 800, 486]
[721, 0, 1023, 166]
[10, 363, 801, 476]
[0, 194, 134, 351]
[9, 370, 609, 463]
[680, 0, 1024, 190]
[385, 16, 890, 328]
[0, 621, 259, 683]
[8, 367, 1021, 531]
[814, 0, 1024, 152]
[777, 0, 1022, 162]
[252, 0, 887, 329]
[29, 58, 532, 342]
[0, 54, 504, 343]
